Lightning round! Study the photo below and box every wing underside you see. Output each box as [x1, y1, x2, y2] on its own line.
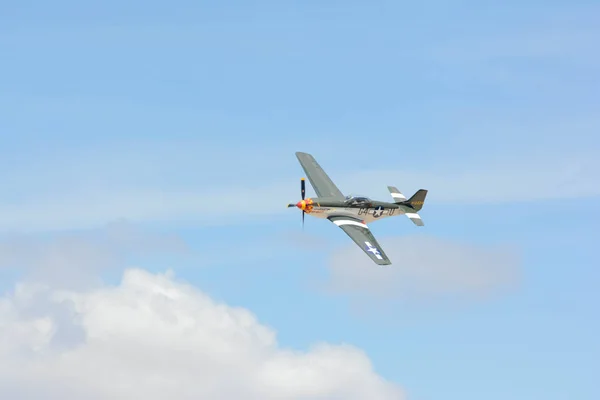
[295, 152, 345, 199]
[328, 215, 391, 265]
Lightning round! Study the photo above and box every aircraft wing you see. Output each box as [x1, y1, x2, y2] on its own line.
[328, 215, 391, 265]
[295, 152, 345, 199]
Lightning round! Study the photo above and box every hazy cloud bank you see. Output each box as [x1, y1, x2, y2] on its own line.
[325, 235, 520, 304]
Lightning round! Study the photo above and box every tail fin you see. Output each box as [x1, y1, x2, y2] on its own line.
[407, 189, 427, 211]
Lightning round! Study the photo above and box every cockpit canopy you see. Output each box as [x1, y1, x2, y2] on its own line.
[344, 193, 372, 205]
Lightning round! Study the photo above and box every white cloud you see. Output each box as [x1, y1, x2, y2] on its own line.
[325, 235, 520, 303]
[0, 268, 404, 400]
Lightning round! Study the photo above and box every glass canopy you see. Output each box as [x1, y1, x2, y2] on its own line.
[344, 193, 372, 205]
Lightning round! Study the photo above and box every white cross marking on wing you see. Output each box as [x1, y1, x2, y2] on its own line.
[364, 241, 383, 259]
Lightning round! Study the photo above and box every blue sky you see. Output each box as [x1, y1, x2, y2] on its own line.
[1, 1, 599, 399]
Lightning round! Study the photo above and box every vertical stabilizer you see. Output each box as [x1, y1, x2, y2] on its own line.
[407, 189, 427, 211]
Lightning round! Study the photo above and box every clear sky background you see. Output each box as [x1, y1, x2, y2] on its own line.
[1, 1, 599, 399]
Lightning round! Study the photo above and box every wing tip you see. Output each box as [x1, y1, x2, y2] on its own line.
[295, 151, 314, 159]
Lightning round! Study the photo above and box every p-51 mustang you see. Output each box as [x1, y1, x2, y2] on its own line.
[287, 152, 427, 266]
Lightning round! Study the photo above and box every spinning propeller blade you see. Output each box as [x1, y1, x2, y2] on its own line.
[301, 178, 305, 228]
[288, 178, 307, 229]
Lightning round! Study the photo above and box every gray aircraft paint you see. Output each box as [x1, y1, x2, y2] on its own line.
[289, 151, 427, 265]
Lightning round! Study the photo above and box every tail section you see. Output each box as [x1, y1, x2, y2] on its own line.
[388, 187, 427, 226]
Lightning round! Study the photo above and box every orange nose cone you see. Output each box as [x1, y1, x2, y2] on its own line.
[296, 201, 305, 210]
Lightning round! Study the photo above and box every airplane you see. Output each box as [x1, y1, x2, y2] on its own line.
[287, 152, 427, 266]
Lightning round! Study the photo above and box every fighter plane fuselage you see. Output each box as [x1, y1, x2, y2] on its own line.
[294, 197, 417, 224]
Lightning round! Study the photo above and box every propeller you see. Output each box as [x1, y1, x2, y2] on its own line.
[287, 178, 307, 229]
[301, 178, 305, 229]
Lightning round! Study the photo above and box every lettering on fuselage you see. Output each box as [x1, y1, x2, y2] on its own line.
[358, 207, 395, 217]
[306, 205, 398, 221]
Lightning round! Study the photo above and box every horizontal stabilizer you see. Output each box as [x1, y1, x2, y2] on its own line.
[387, 186, 407, 203]
[405, 212, 424, 226]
